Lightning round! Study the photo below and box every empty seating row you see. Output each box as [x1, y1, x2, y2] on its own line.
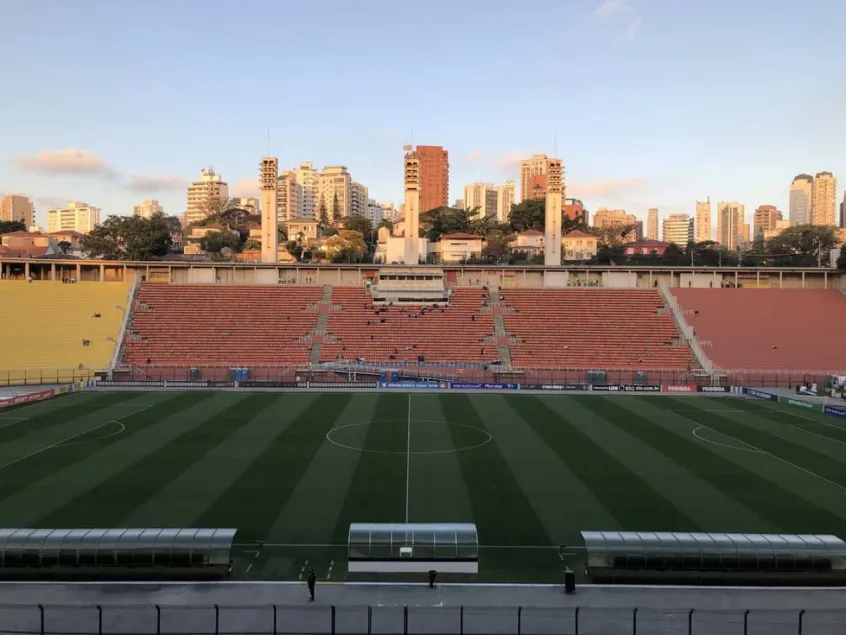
[673, 289, 846, 371]
[321, 287, 496, 364]
[122, 284, 322, 366]
[501, 289, 693, 369]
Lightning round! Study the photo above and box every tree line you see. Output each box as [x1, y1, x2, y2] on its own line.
[56, 198, 846, 269]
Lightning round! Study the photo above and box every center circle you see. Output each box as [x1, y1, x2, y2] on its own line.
[326, 419, 492, 456]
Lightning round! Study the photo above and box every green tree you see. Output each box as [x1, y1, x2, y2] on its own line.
[419, 206, 480, 241]
[332, 193, 341, 221]
[837, 248, 846, 270]
[318, 198, 329, 228]
[81, 215, 172, 260]
[160, 214, 183, 235]
[344, 215, 375, 249]
[324, 229, 367, 262]
[0, 220, 26, 235]
[57, 241, 72, 255]
[378, 218, 394, 231]
[765, 224, 838, 267]
[199, 231, 242, 261]
[508, 199, 545, 232]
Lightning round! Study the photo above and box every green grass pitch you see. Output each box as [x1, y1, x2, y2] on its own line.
[1, 390, 845, 582]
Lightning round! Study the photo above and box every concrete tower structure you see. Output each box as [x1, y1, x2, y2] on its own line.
[403, 151, 421, 265]
[544, 158, 563, 266]
[260, 157, 278, 263]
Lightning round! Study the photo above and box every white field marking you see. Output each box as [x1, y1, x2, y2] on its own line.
[692, 426, 762, 453]
[405, 394, 412, 524]
[0, 404, 153, 471]
[234, 542, 568, 549]
[325, 420, 491, 456]
[298, 559, 309, 581]
[752, 400, 846, 444]
[671, 411, 846, 494]
[245, 563, 253, 573]
[326, 560, 334, 580]
[57, 421, 126, 447]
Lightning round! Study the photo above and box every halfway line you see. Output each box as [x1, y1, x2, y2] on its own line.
[405, 393, 411, 524]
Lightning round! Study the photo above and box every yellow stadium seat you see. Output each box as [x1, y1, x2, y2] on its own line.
[0, 281, 130, 384]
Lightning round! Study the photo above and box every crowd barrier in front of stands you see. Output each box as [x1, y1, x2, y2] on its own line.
[0, 602, 841, 635]
[86, 364, 838, 389]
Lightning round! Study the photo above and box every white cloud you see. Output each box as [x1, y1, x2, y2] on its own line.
[620, 17, 643, 41]
[595, 0, 628, 19]
[127, 175, 187, 192]
[34, 196, 69, 210]
[16, 149, 118, 179]
[232, 177, 260, 197]
[467, 150, 485, 161]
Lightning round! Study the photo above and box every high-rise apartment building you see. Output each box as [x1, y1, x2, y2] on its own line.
[789, 174, 813, 226]
[0, 195, 34, 228]
[811, 171, 837, 226]
[228, 197, 260, 215]
[593, 208, 642, 241]
[662, 213, 693, 245]
[407, 145, 449, 213]
[753, 205, 781, 241]
[379, 201, 399, 224]
[496, 181, 516, 223]
[293, 162, 319, 219]
[646, 208, 659, 240]
[47, 201, 101, 233]
[717, 201, 744, 250]
[315, 165, 352, 222]
[463, 183, 498, 219]
[841, 190, 846, 228]
[520, 154, 548, 202]
[366, 200, 384, 226]
[350, 181, 369, 219]
[564, 198, 586, 224]
[695, 198, 711, 242]
[277, 171, 302, 222]
[132, 199, 164, 219]
[186, 168, 229, 224]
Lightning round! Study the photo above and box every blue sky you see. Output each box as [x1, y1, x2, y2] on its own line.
[1, 0, 845, 229]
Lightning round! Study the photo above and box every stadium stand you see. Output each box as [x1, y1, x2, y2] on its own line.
[0, 281, 129, 382]
[501, 289, 693, 369]
[123, 284, 322, 366]
[673, 288, 846, 371]
[321, 287, 497, 364]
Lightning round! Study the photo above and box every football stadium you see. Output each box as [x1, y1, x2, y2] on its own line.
[2, 262, 846, 634]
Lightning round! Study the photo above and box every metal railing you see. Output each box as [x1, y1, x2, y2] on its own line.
[0, 603, 842, 635]
[96, 365, 836, 388]
[0, 369, 96, 387]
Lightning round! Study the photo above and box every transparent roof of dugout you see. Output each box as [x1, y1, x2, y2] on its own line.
[0, 528, 237, 555]
[580, 531, 846, 557]
[348, 523, 478, 559]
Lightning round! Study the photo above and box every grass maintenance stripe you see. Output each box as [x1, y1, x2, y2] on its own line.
[441, 394, 551, 545]
[508, 395, 698, 532]
[198, 393, 351, 543]
[629, 396, 846, 534]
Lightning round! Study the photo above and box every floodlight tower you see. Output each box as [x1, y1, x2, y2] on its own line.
[260, 157, 278, 263]
[403, 148, 421, 265]
[544, 158, 564, 266]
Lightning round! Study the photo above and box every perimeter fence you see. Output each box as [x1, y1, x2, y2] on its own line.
[1, 603, 844, 635]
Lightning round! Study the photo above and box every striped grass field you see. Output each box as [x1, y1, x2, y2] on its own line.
[0, 390, 845, 582]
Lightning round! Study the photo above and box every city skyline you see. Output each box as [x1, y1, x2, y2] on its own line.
[1, 1, 845, 229]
